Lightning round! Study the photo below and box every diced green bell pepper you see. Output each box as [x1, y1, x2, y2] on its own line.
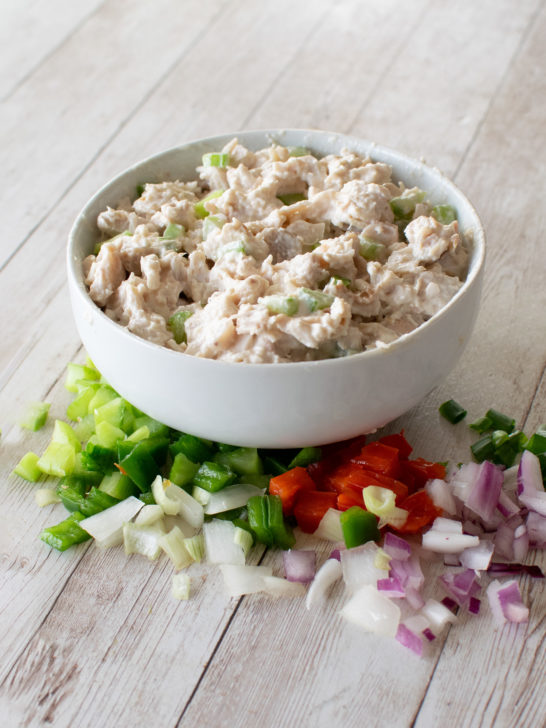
[340, 507, 380, 548]
[192, 461, 237, 492]
[246, 494, 295, 549]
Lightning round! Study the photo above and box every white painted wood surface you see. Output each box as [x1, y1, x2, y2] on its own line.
[0, 1, 545, 726]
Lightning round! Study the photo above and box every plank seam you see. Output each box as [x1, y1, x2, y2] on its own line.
[0, 0, 233, 276]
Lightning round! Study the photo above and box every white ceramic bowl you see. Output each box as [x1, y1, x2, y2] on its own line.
[67, 129, 485, 447]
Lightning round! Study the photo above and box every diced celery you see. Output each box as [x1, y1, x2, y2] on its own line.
[299, 288, 334, 313]
[73, 413, 96, 443]
[202, 152, 230, 168]
[183, 533, 205, 562]
[65, 363, 100, 392]
[169, 452, 200, 488]
[172, 573, 191, 600]
[88, 385, 118, 414]
[127, 425, 150, 443]
[202, 214, 225, 239]
[99, 470, 137, 500]
[431, 204, 457, 225]
[94, 397, 135, 434]
[35, 489, 62, 507]
[133, 414, 169, 438]
[288, 146, 310, 157]
[263, 295, 299, 316]
[329, 275, 351, 287]
[234, 526, 253, 556]
[52, 420, 82, 453]
[13, 452, 42, 482]
[194, 189, 224, 219]
[66, 387, 96, 421]
[163, 222, 184, 239]
[168, 311, 193, 345]
[217, 241, 247, 258]
[214, 447, 263, 476]
[96, 421, 126, 449]
[159, 526, 192, 570]
[277, 192, 306, 206]
[38, 442, 76, 477]
[20, 401, 50, 431]
[40, 512, 91, 551]
[171, 433, 214, 463]
[389, 189, 426, 218]
[359, 238, 386, 262]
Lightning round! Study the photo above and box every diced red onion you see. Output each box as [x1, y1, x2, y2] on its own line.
[340, 585, 401, 637]
[423, 628, 436, 642]
[405, 585, 425, 610]
[444, 554, 460, 566]
[441, 596, 458, 611]
[403, 614, 430, 635]
[468, 596, 481, 614]
[526, 511, 546, 547]
[432, 517, 463, 534]
[487, 562, 544, 578]
[459, 540, 494, 571]
[497, 490, 520, 518]
[466, 461, 503, 522]
[494, 522, 516, 561]
[377, 575, 405, 598]
[283, 549, 316, 583]
[462, 519, 484, 537]
[450, 462, 480, 503]
[390, 553, 424, 591]
[426, 478, 457, 515]
[395, 624, 423, 657]
[329, 548, 342, 561]
[439, 568, 480, 607]
[486, 579, 529, 626]
[383, 532, 412, 561]
[512, 524, 529, 562]
[517, 450, 546, 516]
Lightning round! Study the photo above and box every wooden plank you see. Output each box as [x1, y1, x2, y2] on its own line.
[0, 0, 104, 101]
[0, 0, 228, 270]
[410, 5, 546, 723]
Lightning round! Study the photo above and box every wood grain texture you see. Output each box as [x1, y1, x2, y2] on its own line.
[0, 0, 545, 726]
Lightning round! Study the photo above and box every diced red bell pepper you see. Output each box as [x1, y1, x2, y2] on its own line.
[325, 463, 409, 503]
[337, 489, 365, 511]
[377, 432, 413, 460]
[293, 491, 338, 533]
[399, 458, 447, 490]
[351, 442, 401, 478]
[307, 434, 368, 490]
[391, 490, 441, 534]
[269, 466, 316, 516]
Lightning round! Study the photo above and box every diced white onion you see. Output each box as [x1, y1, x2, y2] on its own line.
[192, 486, 210, 506]
[165, 484, 204, 529]
[306, 559, 343, 610]
[314, 509, 344, 542]
[261, 576, 306, 598]
[219, 564, 273, 597]
[204, 484, 264, 515]
[204, 520, 245, 565]
[80, 496, 143, 547]
[135, 504, 164, 526]
[341, 542, 388, 590]
[340, 585, 400, 637]
[422, 529, 480, 554]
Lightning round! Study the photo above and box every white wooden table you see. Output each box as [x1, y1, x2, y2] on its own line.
[1, 2, 545, 726]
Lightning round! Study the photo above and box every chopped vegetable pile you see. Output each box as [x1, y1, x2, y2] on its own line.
[10, 361, 545, 656]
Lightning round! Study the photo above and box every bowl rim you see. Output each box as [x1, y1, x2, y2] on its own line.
[67, 127, 486, 371]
